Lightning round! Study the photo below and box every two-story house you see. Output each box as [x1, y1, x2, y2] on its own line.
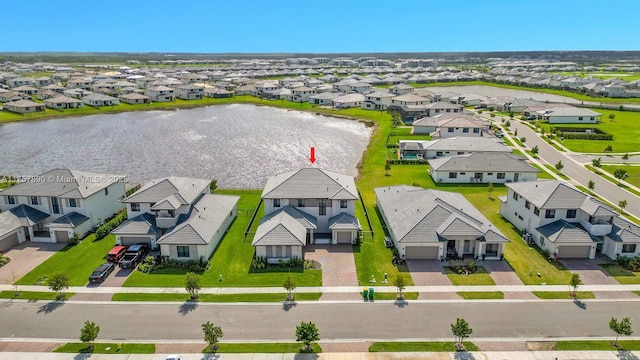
[146, 86, 175, 102]
[112, 177, 239, 260]
[500, 180, 640, 259]
[252, 168, 360, 261]
[0, 169, 125, 250]
[290, 86, 316, 103]
[376, 185, 509, 260]
[175, 84, 204, 100]
[361, 90, 394, 110]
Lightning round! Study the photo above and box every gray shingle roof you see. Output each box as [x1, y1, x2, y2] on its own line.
[49, 212, 90, 227]
[260, 206, 317, 230]
[428, 153, 539, 173]
[112, 213, 160, 236]
[0, 169, 123, 199]
[375, 185, 508, 244]
[0, 208, 22, 238]
[156, 194, 239, 245]
[536, 220, 600, 243]
[252, 210, 307, 246]
[261, 168, 358, 200]
[123, 177, 211, 205]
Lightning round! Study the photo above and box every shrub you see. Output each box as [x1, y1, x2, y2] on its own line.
[618, 256, 640, 272]
[94, 211, 127, 240]
[387, 159, 429, 165]
[68, 233, 80, 246]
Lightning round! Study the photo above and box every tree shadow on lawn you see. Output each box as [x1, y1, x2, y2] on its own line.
[178, 300, 198, 316]
[37, 300, 65, 314]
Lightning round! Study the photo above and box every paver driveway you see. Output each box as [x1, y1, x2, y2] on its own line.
[483, 260, 524, 285]
[560, 258, 618, 285]
[304, 244, 358, 286]
[0, 242, 66, 285]
[406, 260, 451, 286]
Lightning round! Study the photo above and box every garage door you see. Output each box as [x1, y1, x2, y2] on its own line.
[336, 231, 352, 244]
[55, 231, 69, 243]
[405, 246, 439, 260]
[0, 232, 19, 252]
[120, 237, 150, 246]
[557, 245, 591, 259]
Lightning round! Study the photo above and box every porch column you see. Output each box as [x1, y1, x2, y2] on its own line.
[477, 242, 484, 258]
[309, 229, 314, 244]
[28, 227, 35, 241]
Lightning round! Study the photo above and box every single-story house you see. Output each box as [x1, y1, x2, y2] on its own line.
[83, 93, 119, 106]
[119, 93, 151, 104]
[333, 93, 364, 109]
[428, 152, 540, 183]
[44, 95, 84, 109]
[3, 99, 45, 113]
[399, 137, 510, 160]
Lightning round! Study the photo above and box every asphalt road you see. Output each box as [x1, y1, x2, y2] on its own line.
[509, 121, 640, 219]
[2, 300, 639, 341]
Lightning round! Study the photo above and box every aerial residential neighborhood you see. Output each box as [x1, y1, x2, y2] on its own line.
[2, 1, 640, 359]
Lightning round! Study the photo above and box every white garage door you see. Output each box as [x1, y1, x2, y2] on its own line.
[0, 232, 19, 252]
[55, 231, 69, 243]
[405, 246, 439, 260]
[336, 231, 352, 244]
[557, 245, 591, 259]
[120, 237, 150, 246]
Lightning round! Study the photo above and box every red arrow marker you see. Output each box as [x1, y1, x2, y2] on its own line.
[309, 147, 316, 164]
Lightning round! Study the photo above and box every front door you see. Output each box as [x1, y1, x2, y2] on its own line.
[514, 173, 520, 182]
[464, 240, 472, 254]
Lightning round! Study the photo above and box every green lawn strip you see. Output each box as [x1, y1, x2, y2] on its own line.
[598, 263, 640, 284]
[369, 341, 478, 352]
[444, 266, 496, 285]
[387, 134, 432, 145]
[634, 291, 640, 297]
[367, 292, 419, 301]
[124, 191, 321, 287]
[208, 343, 321, 353]
[0, 290, 74, 301]
[53, 343, 155, 354]
[457, 291, 504, 300]
[555, 340, 640, 351]
[543, 165, 570, 180]
[601, 165, 640, 189]
[17, 233, 116, 286]
[532, 291, 595, 299]
[112, 292, 322, 302]
[530, 164, 555, 179]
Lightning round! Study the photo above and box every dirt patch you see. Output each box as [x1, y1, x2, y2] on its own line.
[71, 293, 114, 301]
[319, 342, 371, 352]
[526, 341, 556, 351]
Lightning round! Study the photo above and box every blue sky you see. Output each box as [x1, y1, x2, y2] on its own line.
[3, 0, 639, 53]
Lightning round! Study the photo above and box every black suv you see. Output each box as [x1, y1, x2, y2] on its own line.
[89, 263, 115, 283]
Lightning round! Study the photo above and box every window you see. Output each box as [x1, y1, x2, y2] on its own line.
[473, 128, 480, 133]
[298, 199, 305, 207]
[540, 236, 545, 246]
[340, 199, 348, 209]
[462, 128, 469, 133]
[51, 197, 60, 214]
[512, 192, 519, 200]
[273, 199, 280, 208]
[534, 207, 540, 216]
[449, 172, 457, 179]
[168, 210, 175, 217]
[486, 243, 498, 256]
[578, 116, 583, 121]
[69, 198, 77, 208]
[497, 173, 505, 179]
[30, 196, 39, 205]
[130, 203, 140, 212]
[7, 196, 15, 205]
[105, 188, 109, 196]
[436, 151, 443, 157]
[622, 244, 637, 253]
[319, 199, 326, 216]
[458, 151, 465, 155]
[566, 209, 577, 218]
[525, 201, 530, 209]
[545, 209, 556, 218]
[447, 128, 454, 133]
[487, 172, 493, 175]
[177, 246, 190, 258]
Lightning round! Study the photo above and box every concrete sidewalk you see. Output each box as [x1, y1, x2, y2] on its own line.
[1, 350, 639, 359]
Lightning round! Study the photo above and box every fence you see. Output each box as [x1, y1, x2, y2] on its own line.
[244, 198, 263, 242]
[357, 188, 374, 240]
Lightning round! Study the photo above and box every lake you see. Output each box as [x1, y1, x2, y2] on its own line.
[0, 104, 372, 188]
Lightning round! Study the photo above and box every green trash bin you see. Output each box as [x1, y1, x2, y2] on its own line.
[368, 287, 374, 301]
[363, 288, 369, 300]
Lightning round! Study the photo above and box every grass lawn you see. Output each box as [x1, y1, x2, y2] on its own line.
[387, 134, 432, 146]
[634, 291, 640, 297]
[124, 191, 322, 287]
[598, 263, 640, 284]
[444, 266, 496, 286]
[369, 341, 479, 352]
[209, 343, 321, 353]
[53, 343, 155, 354]
[543, 109, 640, 154]
[532, 291, 595, 299]
[530, 164, 555, 179]
[365, 292, 419, 301]
[111, 292, 322, 302]
[543, 164, 570, 180]
[555, 340, 640, 350]
[457, 291, 504, 300]
[0, 290, 74, 301]
[601, 165, 640, 189]
[17, 234, 116, 286]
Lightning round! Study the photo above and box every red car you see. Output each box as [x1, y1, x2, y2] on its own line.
[106, 245, 127, 263]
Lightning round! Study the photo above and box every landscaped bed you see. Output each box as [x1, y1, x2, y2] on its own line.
[444, 264, 496, 286]
[532, 291, 595, 299]
[599, 263, 640, 284]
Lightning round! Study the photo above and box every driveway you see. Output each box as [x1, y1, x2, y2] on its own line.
[406, 260, 451, 286]
[304, 245, 357, 286]
[483, 260, 524, 285]
[0, 242, 66, 285]
[560, 259, 618, 285]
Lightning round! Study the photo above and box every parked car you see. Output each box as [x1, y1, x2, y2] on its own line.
[106, 245, 127, 263]
[118, 243, 150, 269]
[89, 263, 115, 283]
[527, 115, 537, 120]
[166, 356, 182, 360]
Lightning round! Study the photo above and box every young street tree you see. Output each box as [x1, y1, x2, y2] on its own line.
[531, 146, 539, 157]
[48, 272, 70, 300]
[487, 181, 494, 199]
[202, 321, 224, 351]
[80, 320, 100, 350]
[209, 179, 218, 193]
[569, 273, 581, 297]
[555, 160, 564, 173]
[394, 275, 407, 300]
[283, 274, 296, 301]
[614, 168, 628, 185]
[592, 157, 602, 172]
[451, 318, 473, 347]
[608, 113, 616, 121]
[609, 317, 633, 348]
[619, 200, 628, 214]
[588, 180, 595, 193]
[296, 321, 320, 352]
[622, 153, 629, 163]
[384, 162, 391, 176]
[185, 272, 201, 300]
[604, 145, 613, 153]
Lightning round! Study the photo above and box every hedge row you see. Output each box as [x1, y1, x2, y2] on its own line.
[95, 211, 128, 240]
[562, 133, 613, 140]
